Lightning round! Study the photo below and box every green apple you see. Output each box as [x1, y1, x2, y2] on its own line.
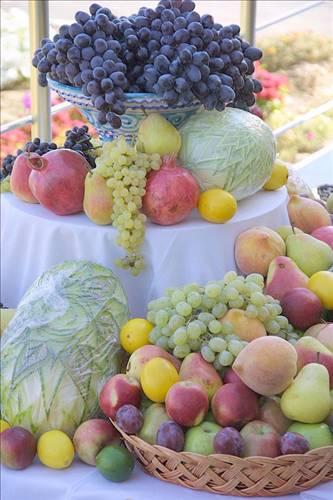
[184, 422, 221, 455]
[288, 422, 333, 449]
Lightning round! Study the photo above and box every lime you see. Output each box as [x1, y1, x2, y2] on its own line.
[120, 318, 153, 354]
[263, 160, 289, 191]
[96, 444, 135, 482]
[141, 357, 179, 403]
[198, 189, 237, 223]
[37, 430, 74, 469]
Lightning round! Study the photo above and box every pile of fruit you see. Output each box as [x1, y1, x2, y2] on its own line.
[32, 0, 263, 127]
[1, 207, 332, 484]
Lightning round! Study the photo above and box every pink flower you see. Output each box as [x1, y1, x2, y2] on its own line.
[22, 91, 31, 111]
[306, 131, 315, 141]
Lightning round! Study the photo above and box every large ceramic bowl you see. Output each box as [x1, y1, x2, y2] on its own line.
[48, 78, 201, 142]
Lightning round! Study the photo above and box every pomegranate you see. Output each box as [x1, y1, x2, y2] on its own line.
[28, 149, 89, 215]
[142, 155, 200, 225]
[10, 153, 39, 204]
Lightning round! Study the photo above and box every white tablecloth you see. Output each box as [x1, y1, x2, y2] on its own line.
[1, 189, 288, 316]
[1, 460, 332, 500]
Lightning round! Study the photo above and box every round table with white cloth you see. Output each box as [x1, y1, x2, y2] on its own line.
[1, 189, 289, 315]
[1, 460, 332, 500]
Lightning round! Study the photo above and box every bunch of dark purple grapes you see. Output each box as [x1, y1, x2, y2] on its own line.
[1, 126, 97, 179]
[0, 139, 58, 180]
[63, 125, 98, 169]
[32, 0, 263, 128]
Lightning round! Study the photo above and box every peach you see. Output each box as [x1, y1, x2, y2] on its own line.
[259, 397, 292, 434]
[235, 226, 286, 276]
[295, 336, 333, 387]
[73, 419, 119, 465]
[165, 381, 209, 427]
[10, 153, 39, 203]
[211, 383, 259, 429]
[233, 336, 298, 396]
[240, 420, 281, 458]
[288, 195, 331, 234]
[126, 345, 181, 381]
[99, 374, 141, 420]
[219, 309, 266, 341]
[0, 426, 36, 470]
[179, 353, 222, 400]
[312, 226, 333, 250]
[305, 323, 333, 352]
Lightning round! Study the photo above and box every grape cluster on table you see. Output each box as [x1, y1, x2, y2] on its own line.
[0, 126, 98, 180]
[32, 0, 263, 128]
[146, 271, 300, 369]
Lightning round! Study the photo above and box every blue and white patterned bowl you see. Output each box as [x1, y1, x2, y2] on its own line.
[48, 78, 202, 142]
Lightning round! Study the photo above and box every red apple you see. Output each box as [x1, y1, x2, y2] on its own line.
[99, 374, 141, 420]
[280, 288, 323, 330]
[259, 397, 292, 434]
[0, 427, 37, 469]
[295, 336, 333, 387]
[179, 353, 222, 400]
[165, 381, 209, 427]
[211, 383, 259, 429]
[73, 419, 120, 465]
[311, 226, 333, 250]
[240, 420, 281, 458]
[223, 368, 246, 386]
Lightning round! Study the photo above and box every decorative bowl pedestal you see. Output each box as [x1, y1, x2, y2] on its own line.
[48, 79, 201, 142]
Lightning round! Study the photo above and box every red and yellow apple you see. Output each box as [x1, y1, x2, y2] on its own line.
[165, 381, 209, 427]
[179, 353, 222, 400]
[99, 374, 141, 419]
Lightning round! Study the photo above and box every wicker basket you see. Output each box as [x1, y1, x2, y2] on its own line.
[112, 421, 333, 496]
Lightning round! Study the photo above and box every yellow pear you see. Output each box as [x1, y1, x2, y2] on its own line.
[83, 173, 113, 225]
[136, 113, 181, 156]
[280, 363, 330, 423]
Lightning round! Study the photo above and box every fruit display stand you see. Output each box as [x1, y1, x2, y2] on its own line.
[0, 188, 289, 316]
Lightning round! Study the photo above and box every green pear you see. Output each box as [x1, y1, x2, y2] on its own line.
[136, 113, 181, 156]
[286, 232, 333, 276]
[275, 226, 303, 241]
[138, 403, 169, 444]
[83, 173, 113, 225]
[280, 363, 330, 423]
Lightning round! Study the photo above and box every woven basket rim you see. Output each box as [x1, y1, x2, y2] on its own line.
[111, 419, 333, 463]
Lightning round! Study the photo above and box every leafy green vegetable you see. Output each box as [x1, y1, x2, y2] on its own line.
[1, 260, 129, 437]
[180, 108, 276, 200]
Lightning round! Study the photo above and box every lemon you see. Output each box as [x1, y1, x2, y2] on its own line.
[0, 419, 10, 433]
[141, 357, 179, 403]
[120, 318, 153, 354]
[37, 430, 75, 469]
[263, 160, 289, 191]
[308, 271, 333, 310]
[198, 189, 237, 223]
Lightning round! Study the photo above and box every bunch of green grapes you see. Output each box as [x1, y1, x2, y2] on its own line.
[146, 271, 299, 367]
[95, 137, 161, 275]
